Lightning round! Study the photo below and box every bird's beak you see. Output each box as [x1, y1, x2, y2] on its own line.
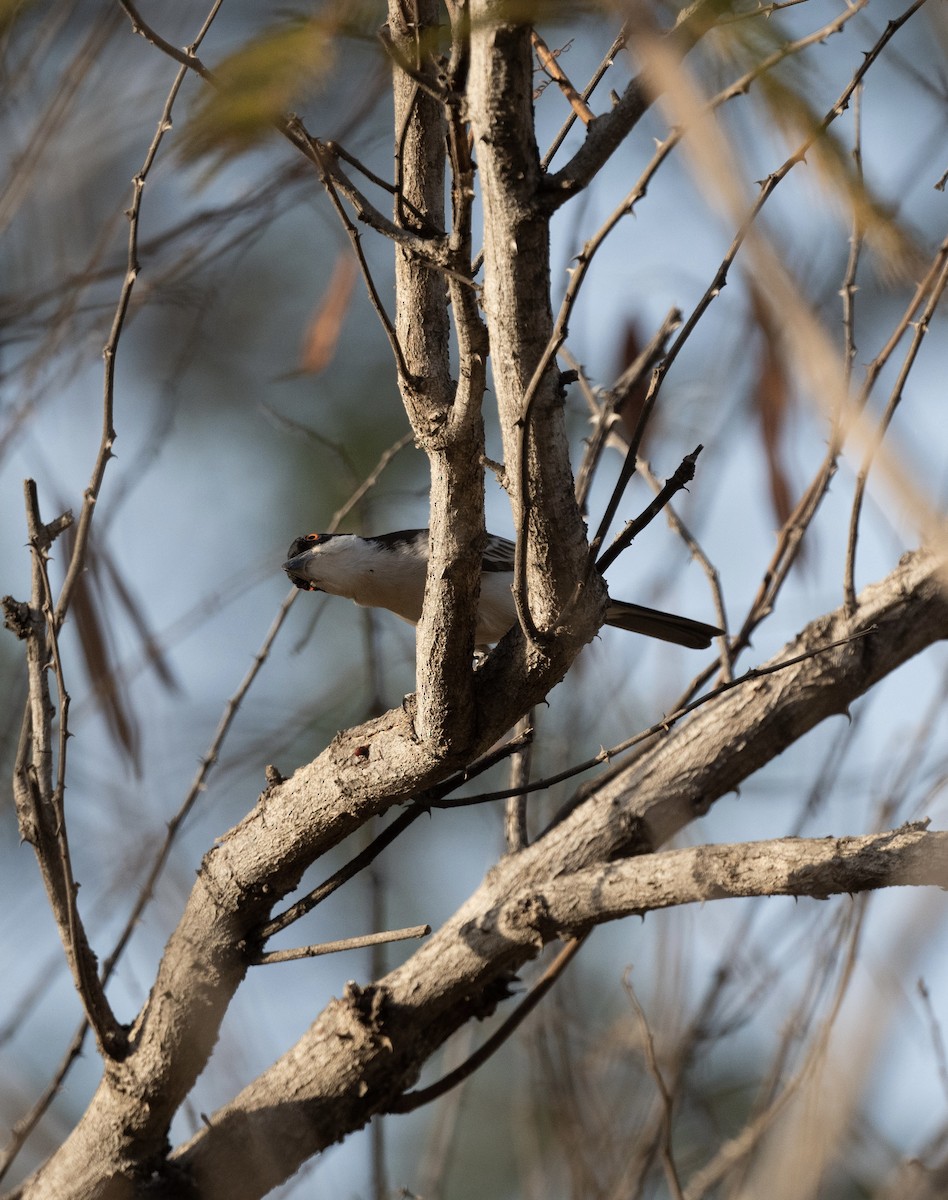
[283, 551, 319, 591]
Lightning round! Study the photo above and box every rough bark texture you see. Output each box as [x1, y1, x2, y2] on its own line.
[388, 0, 486, 754]
[9, 0, 948, 1194]
[467, 3, 606, 645]
[167, 552, 947, 1200]
[16, 548, 945, 1200]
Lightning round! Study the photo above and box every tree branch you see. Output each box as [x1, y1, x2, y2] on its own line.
[595, 444, 703, 574]
[513, 824, 948, 928]
[12, 483, 126, 1063]
[152, 549, 948, 1199]
[388, 0, 486, 754]
[12, 3, 948, 1195]
[468, 1, 605, 655]
[254, 925, 430, 966]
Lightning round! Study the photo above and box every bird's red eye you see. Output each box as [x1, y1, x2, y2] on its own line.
[305, 533, 319, 543]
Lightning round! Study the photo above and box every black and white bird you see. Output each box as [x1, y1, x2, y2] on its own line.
[283, 529, 721, 650]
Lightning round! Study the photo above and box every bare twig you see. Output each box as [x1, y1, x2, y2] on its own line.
[415, 1025, 478, 1197]
[596, 445, 703, 574]
[573, 307, 681, 518]
[558, 0, 899, 553]
[0, 10, 123, 238]
[0, 1019, 89, 1184]
[324, 137, 421, 216]
[625, 976, 686, 1200]
[54, 6, 214, 629]
[531, 32, 595, 125]
[685, 227, 948, 700]
[717, 0, 813, 22]
[17, 483, 126, 1060]
[917, 978, 948, 1109]
[118, 1, 458, 384]
[254, 925, 430, 965]
[259, 727, 534, 942]
[683, 901, 869, 1199]
[462, 628, 876, 812]
[514, 3, 881, 648]
[540, 0, 753, 207]
[540, 29, 626, 170]
[639, 459, 731, 679]
[329, 431, 415, 528]
[292, 123, 415, 384]
[377, 24, 448, 106]
[2, 7, 226, 1164]
[844, 240, 948, 608]
[504, 712, 534, 852]
[840, 85, 865, 392]
[258, 805, 426, 942]
[645, 0, 888, 395]
[387, 936, 587, 1114]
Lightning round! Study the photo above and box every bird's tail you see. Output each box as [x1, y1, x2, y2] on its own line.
[605, 600, 722, 649]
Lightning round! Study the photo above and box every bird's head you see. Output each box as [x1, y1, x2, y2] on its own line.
[283, 532, 339, 592]
[283, 532, 392, 599]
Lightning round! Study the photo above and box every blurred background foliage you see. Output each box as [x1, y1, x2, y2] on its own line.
[1, 1, 947, 1196]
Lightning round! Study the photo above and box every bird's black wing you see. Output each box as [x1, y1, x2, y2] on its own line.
[482, 534, 516, 572]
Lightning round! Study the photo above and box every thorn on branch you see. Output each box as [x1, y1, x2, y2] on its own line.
[28, 504, 74, 556]
[596, 445, 704, 574]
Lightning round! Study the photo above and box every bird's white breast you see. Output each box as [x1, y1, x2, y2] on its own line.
[310, 535, 428, 626]
[474, 571, 517, 644]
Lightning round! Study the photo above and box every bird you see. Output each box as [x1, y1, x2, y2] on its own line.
[283, 529, 722, 650]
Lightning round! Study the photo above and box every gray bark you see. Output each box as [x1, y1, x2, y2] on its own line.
[16, 549, 947, 1199]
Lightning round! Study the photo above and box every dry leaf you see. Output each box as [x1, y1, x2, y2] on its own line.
[299, 254, 357, 375]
